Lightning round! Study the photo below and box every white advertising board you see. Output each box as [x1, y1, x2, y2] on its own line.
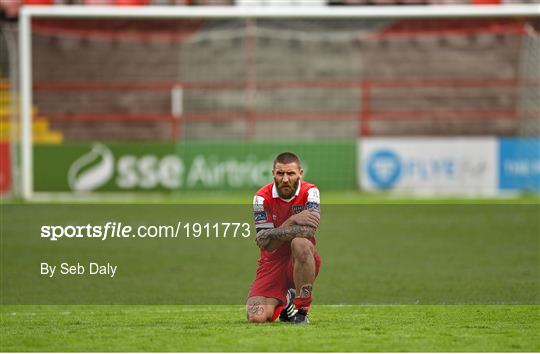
[359, 138, 498, 196]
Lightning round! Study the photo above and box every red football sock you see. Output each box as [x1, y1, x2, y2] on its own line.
[294, 296, 312, 312]
[271, 304, 285, 321]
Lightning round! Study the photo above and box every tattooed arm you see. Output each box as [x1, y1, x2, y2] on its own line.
[256, 225, 315, 249]
[255, 209, 319, 250]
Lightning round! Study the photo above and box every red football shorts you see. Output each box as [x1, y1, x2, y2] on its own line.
[247, 251, 322, 305]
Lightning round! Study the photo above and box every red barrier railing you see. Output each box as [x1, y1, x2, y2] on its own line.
[358, 78, 539, 136]
[34, 78, 539, 140]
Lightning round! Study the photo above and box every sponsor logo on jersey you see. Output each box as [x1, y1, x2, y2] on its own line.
[292, 205, 304, 214]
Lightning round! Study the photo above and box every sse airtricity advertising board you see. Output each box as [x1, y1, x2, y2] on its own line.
[359, 138, 498, 196]
[33, 141, 356, 192]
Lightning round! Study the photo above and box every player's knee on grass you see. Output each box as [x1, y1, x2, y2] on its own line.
[247, 312, 269, 323]
[246, 305, 273, 323]
[291, 238, 314, 264]
[246, 298, 277, 323]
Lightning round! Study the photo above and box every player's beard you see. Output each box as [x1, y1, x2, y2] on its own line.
[275, 177, 300, 199]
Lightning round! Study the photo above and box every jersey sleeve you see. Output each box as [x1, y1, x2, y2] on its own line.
[253, 195, 274, 232]
[305, 187, 321, 212]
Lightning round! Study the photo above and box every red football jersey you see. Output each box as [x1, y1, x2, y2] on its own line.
[253, 180, 320, 260]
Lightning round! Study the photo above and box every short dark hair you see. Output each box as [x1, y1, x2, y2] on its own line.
[273, 152, 301, 168]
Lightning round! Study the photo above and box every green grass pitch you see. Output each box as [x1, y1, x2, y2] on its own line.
[1, 305, 538, 351]
[1, 192, 539, 351]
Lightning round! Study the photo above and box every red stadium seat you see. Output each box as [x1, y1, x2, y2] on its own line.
[83, 0, 113, 5]
[471, 0, 501, 4]
[114, 0, 150, 5]
[1, 0, 21, 18]
[23, 0, 54, 4]
[83, 0, 150, 4]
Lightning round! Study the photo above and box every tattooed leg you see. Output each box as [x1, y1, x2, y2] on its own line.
[300, 284, 312, 297]
[290, 238, 316, 299]
[246, 296, 279, 323]
[247, 302, 264, 318]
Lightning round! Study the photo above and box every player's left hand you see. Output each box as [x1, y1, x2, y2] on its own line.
[291, 209, 320, 229]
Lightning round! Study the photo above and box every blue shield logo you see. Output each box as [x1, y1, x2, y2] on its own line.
[366, 149, 402, 189]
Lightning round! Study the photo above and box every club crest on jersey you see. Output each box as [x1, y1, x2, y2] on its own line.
[292, 205, 304, 214]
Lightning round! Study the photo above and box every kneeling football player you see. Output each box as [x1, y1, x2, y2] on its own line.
[246, 152, 322, 325]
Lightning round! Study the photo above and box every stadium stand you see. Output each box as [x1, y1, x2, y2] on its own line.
[22, 16, 539, 141]
[0, 80, 64, 144]
[0, 22, 63, 144]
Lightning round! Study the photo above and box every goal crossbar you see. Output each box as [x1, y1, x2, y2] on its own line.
[20, 4, 540, 19]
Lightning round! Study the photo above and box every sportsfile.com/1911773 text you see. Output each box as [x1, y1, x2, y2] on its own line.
[40, 222, 252, 241]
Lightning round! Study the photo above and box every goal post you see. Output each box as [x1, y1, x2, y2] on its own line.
[17, 4, 540, 200]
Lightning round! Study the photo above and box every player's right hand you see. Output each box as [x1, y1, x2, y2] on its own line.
[255, 229, 272, 249]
